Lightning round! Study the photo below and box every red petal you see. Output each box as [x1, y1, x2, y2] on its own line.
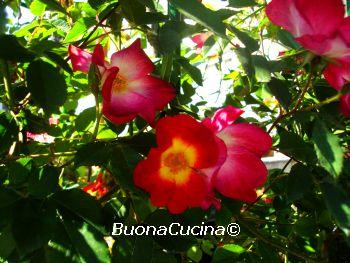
[213, 147, 268, 203]
[340, 93, 350, 118]
[68, 45, 92, 73]
[156, 115, 220, 168]
[92, 44, 106, 67]
[110, 39, 154, 80]
[217, 123, 272, 157]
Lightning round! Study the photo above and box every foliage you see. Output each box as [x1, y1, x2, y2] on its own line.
[0, 0, 349, 262]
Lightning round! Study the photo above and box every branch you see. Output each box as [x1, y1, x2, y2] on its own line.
[0, 59, 13, 108]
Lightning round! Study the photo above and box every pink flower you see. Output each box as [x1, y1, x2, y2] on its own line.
[266, 0, 350, 61]
[69, 40, 175, 125]
[202, 106, 272, 207]
[191, 32, 212, 50]
[26, 132, 55, 144]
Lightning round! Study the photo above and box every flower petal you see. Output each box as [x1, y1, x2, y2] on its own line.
[68, 45, 92, 73]
[323, 61, 350, 91]
[217, 123, 272, 157]
[92, 44, 106, 67]
[156, 115, 220, 168]
[202, 106, 244, 132]
[266, 0, 345, 38]
[340, 93, 350, 118]
[213, 147, 268, 203]
[110, 39, 154, 80]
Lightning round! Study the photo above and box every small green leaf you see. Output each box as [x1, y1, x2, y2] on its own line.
[64, 18, 95, 43]
[75, 107, 96, 132]
[27, 60, 67, 114]
[312, 120, 344, 178]
[168, 0, 226, 36]
[30, 0, 46, 16]
[74, 141, 111, 166]
[228, 26, 259, 52]
[213, 244, 245, 262]
[28, 165, 59, 198]
[38, 0, 67, 14]
[113, 236, 154, 263]
[252, 55, 271, 83]
[286, 164, 313, 203]
[0, 187, 21, 208]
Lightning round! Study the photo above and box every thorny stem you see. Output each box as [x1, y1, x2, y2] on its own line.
[1, 59, 13, 108]
[268, 72, 313, 133]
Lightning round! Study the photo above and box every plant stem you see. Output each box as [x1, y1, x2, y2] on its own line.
[92, 94, 102, 140]
[0, 59, 13, 108]
[28, 151, 77, 158]
[301, 93, 342, 112]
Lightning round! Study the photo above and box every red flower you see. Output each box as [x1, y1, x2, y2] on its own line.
[133, 107, 272, 214]
[340, 93, 350, 119]
[83, 173, 109, 199]
[133, 115, 221, 214]
[202, 106, 272, 204]
[68, 40, 175, 125]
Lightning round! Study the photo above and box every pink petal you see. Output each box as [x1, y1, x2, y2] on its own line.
[217, 123, 272, 157]
[213, 147, 268, 203]
[68, 45, 92, 73]
[266, 0, 345, 38]
[191, 32, 212, 49]
[340, 93, 350, 118]
[102, 74, 174, 125]
[202, 106, 244, 132]
[323, 61, 350, 91]
[92, 44, 106, 67]
[110, 39, 154, 80]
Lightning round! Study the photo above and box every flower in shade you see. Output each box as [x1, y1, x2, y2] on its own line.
[68, 39, 175, 125]
[133, 114, 221, 214]
[202, 106, 272, 205]
[266, 0, 350, 61]
[83, 173, 110, 199]
[191, 32, 212, 50]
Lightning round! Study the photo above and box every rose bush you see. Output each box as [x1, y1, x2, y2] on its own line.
[0, 0, 349, 262]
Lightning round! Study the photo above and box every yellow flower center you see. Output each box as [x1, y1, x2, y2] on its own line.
[160, 138, 197, 185]
[112, 75, 127, 93]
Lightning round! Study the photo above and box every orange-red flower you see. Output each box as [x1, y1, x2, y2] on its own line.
[83, 173, 109, 199]
[133, 115, 220, 214]
[133, 107, 272, 214]
[68, 39, 175, 125]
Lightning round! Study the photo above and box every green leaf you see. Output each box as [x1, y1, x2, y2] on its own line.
[12, 199, 57, 258]
[75, 107, 96, 132]
[109, 145, 142, 190]
[0, 187, 21, 208]
[59, 209, 111, 263]
[212, 244, 245, 262]
[228, 26, 259, 52]
[177, 58, 203, 86]
[30, 0, 46, 16]
[53, 188, 107, 234]
[74, 141, 112, 166]
[0, 225, 16, 259]
[119, 132, 156, 155]
[235, 47, 254, 79]
[278, 128, 317, 163]
[45, 51, 73, 74]
[228, 0, 257, 8]
[38, 0, 67, 14]
[0, 35, 35, 62]
[168, 0, 226, 36]
[28, 165, 59, 198]
[27, 60, 67, 114]
[252, 55, 271, 83]
[312, 120, 344, 178]
[7, 158, 32, 185]
[286, 164, 313, 203]
[0, 111, 18, 155]
[64, 18, 95, 43]
[158, 21, 202, 54]
[321, 181, 350, 233]
[267, 78, 292, 109]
